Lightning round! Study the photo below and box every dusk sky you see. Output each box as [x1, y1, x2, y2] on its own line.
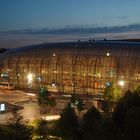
[1, 0, 140, 48]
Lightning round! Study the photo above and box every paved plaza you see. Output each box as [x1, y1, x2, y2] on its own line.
[0, 90, 67, 124]
[0, 90, 37, 104]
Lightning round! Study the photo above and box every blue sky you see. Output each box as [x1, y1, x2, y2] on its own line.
[1, 0, 140, 30]
[1, 0, 140, 48]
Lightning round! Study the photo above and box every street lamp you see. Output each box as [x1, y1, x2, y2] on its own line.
[118, 80, 125, 95]
[106, 52, 110, 57]
[118, 80, 125, 87]
[27, 73, 33, 93]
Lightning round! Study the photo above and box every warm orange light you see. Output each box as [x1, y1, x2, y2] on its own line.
[27, 73, 33, 82]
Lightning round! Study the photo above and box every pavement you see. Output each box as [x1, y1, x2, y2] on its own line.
[0, 89, 94, 124]
[0, 90, 37, 104]
[0, 90, 67, 124]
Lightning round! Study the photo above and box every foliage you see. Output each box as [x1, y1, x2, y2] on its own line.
[81, 107, 101, 140]
[134, 85, 140, 95]
[47, 97, 56, 107]
[31, 119, 48, 140]
[70, 94, 78, 104]
[76, 98, 84, 112]
[46, 135, 62, 140]
[112, 90, 140, 129]
[91, 117, 117, 140]
[124, 106, 140, 140]
[104, 82, 121, 116]
[70, 94, 84, 112]
[3, 109, 33, 140]
[104, 82, 121, 101]
[38, 87, 56, 115]
[112, 90, 140, 140]
[0, 87, 140, 140]
[57, 103, 79, 140]
[8, 108, 24, 126]
[38, 87, 49, 106]
[0, 126, 10, 140]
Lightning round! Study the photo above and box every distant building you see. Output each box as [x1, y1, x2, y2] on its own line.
[0, 41, 140, 94]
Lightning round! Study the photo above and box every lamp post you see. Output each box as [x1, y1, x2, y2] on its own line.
[27, 73, 33, 93]
[118, 80, 125, 96]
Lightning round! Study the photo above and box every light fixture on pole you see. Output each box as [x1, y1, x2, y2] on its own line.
[27, 73, 33, 93]
[118, 80, 125, 95]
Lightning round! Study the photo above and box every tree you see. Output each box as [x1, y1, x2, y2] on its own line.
[104, 82, 121, 116]
[112, 90, 140, 128]
[112, 90, 140, 139]
[0, 126, 10, 140]
[6, 109, 32, 140]
[32, 119, 48, 139]
[57, 103, 79, 140]
[124, 107, 140, 140]
[38, 87, 56, 115]
[76, 98, 84, 112]
[104, 82, 121, 102]
[134, 85, 140, 95]
[8, 108, 24, 126]
[93, 117, 117, 140]
[70, 94, 84, 113]
[82, 107, 101, 140]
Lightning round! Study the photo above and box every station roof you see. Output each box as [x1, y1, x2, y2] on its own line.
[1, 40, 140, 57]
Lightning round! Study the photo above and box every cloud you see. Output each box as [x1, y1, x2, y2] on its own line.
[108, 16, 128, 20]
[1, 24, 140, 48]
[1, 23, 140, 35]
[116, 16, 128, 19]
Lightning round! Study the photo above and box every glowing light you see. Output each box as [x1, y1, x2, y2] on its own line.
[97, 73, 101, 77]
[42, 115, 60, 121]
[52, 83, 55, 87]
[27, 93, 36, 96]
[118, 80, 125, 87]
[37, 77, 41, 81]
[106, 52, 110, 56]
[27, 73, 33, 82]
[53, 53, 56, 57]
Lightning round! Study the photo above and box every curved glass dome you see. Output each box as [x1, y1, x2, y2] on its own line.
[0, 41, 140, 94]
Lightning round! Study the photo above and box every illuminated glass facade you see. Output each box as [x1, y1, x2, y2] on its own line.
[0, 41, 140, 94]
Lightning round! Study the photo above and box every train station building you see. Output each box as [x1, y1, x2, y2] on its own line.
[0, 41, 140, 95]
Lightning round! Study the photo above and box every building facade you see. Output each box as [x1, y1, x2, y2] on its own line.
[0, 41, 140, 94]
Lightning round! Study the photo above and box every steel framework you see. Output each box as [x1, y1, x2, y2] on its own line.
[0, 41, 140, 94]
